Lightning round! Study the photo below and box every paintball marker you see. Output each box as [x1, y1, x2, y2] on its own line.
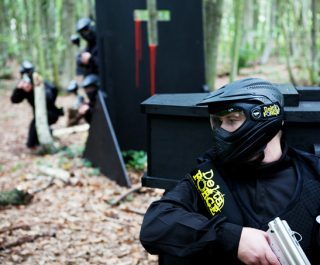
[22, 73, 32, 84]
[67, 80, 79, 95]
[66, 80, 84, 109]
[267, 217, 311, 265]
[74, 95, 85, 110]
[70, 34, 80, 47]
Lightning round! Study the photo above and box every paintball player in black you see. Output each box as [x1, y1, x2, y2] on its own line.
[76, 74, 99, 124]
[11, 60, 63, 149]
[65, 80, 85, 126]
[75, 17, 99, 77]
[66, 80, 84, 109]
[140, 78, 320, 264]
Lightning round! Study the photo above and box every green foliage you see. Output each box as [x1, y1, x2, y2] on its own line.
[0, 0, 319, 87]
[0, 66, 13, 79]
[82, 159, 92, 168]
[10, 162, 24, 172]
[36, 158, 52, 167]
[0, 188, 32, 206]
[238, 47, 259, 69]
[57, 156, 70, 169]
[122, 150, 147, 171]
[89, 167, 100, 176]
[36, 145, 60, 155]
[80, 159, 99, 176]
[60, 144, 84, 159]
[125, 194, 134, 202]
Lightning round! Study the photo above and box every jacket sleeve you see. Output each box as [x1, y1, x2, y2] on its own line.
[88, 47, 99, 71]
[139, 178, 243, 258]
[83, 105, 93, 123]
[11, 88, 27, 103]
[44, 82, 58, 103]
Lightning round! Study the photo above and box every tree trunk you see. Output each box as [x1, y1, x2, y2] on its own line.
[0, 1, 11, 58]
[260, 0, 277, 65]
[33, 73, 55, 152]
[15, 1, 26, 57]
[279, 18, 296, 85]
[52, 0, 63, 87]
[242, 0, 254, 48]
[298, 1, 313, 83]
[230, 0, 244, 82]
[203, 0, 224, 91]
[24, 0, 37, 60]
[310, 0, 318, 84]
[34, 0, 47, 78]
[0, 1, 8, 64]
[60, 0, 77, 88]
[42, 0, 54, 81]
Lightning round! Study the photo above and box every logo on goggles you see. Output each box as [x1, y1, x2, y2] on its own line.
[251, 103, 281, 120]
[263, 104, 280, 118]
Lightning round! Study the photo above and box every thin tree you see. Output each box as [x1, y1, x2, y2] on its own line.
[230, 0, 244, 82]
[33, 0, 56, 152]
[52, 0, 63, 87]
[260, 0, 277, 65]
[0, 1, 8, 64]
[278, 1, 296, 85]
[60, 0, 77, 87]
[242, 0, 254, 49]
[34, 0, 47, 78]
[311, 0, 319, 84]
[203, 0, 224, 91]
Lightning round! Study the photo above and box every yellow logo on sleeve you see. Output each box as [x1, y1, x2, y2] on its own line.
[192, 169, 225, 216]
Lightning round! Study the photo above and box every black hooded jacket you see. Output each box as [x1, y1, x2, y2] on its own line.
[140, 146, 320, 264]
[11, 81, 63, 117]
[76, 41, 99, 76]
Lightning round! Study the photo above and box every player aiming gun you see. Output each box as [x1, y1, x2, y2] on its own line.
[18, 60, 33, 91]
[66, 74, 98, 126]
[73, 18, 99, 77]
[66, 80, 85, 126]
[70, 34, 80, 47]
[11, 60, 63, 149]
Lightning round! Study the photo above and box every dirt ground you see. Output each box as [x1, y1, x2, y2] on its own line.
[0, 62, 296, 265]
[0, 79, 162, 265]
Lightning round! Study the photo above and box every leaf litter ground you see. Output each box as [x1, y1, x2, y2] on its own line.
[0, 81, 162, 265]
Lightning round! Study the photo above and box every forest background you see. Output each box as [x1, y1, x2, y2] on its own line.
[0, 0, 319, 264]
[0, 0, 319, 90]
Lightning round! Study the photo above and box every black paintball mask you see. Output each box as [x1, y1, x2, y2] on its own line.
[19, 60, 35, 77]
[198, 78, 284, 166]
[19, 60, 35, 85]
[76, 18, 96, 45]
[81, 74, 99, 103]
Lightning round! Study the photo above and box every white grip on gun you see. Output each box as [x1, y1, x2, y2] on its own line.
[267, 217, 311, 265]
